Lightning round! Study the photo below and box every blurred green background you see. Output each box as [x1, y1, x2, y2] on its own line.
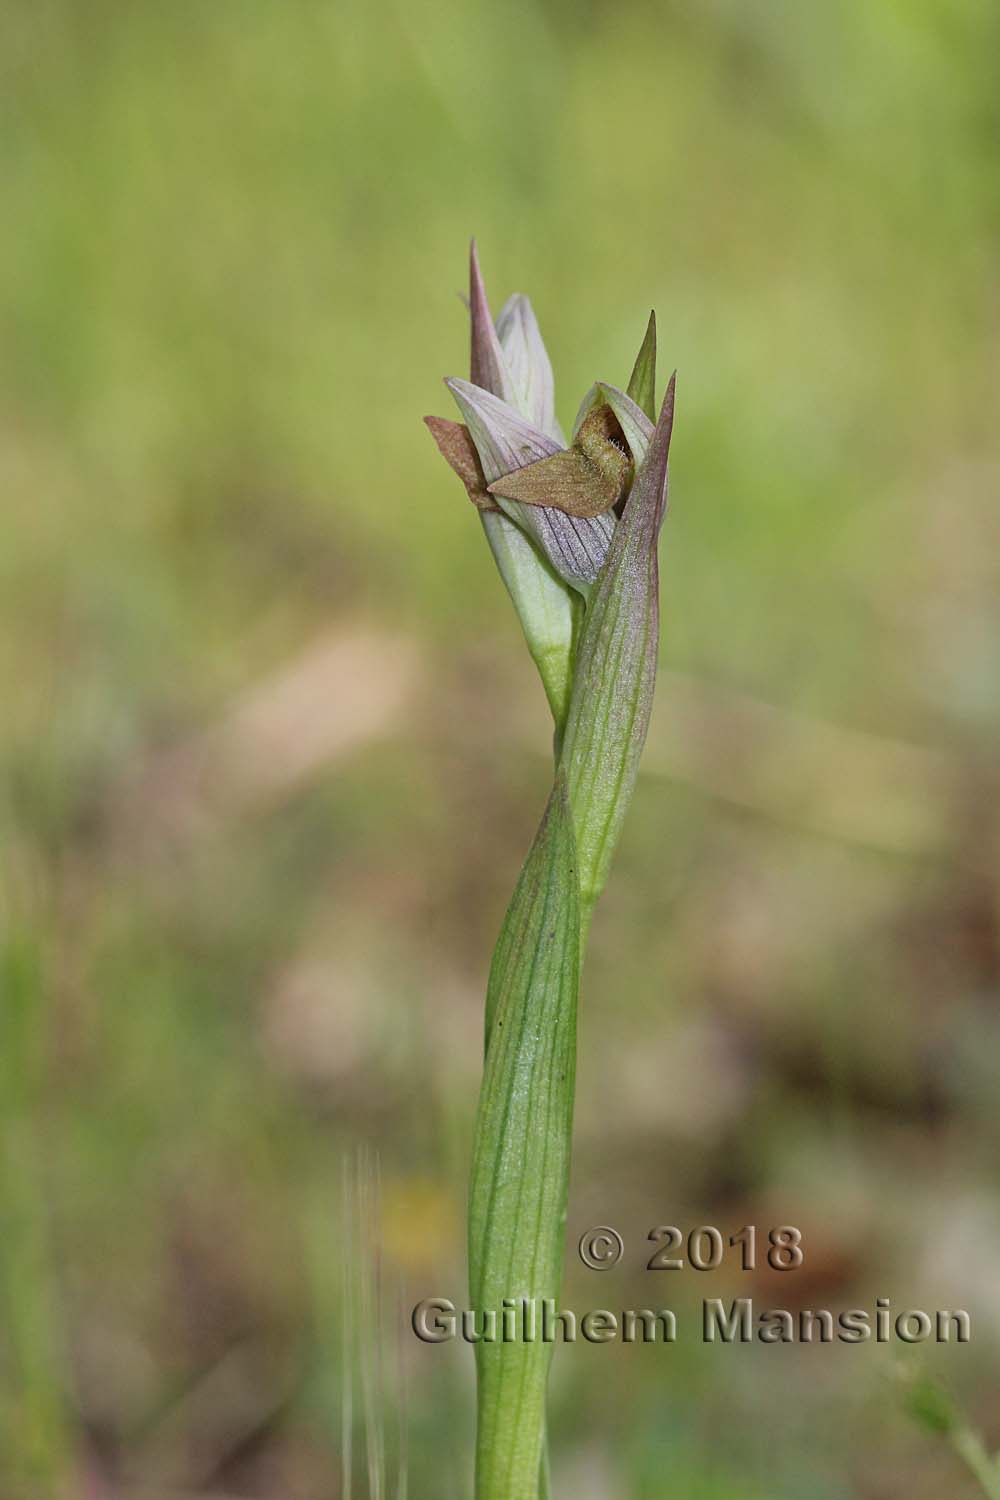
[2, 0, 999, 1495]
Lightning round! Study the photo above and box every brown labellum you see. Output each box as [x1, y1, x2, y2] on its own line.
[486, 403, 632, 519]
[424, 415, 500, 511]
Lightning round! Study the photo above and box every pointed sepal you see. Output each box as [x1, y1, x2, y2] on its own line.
[626, 310, 657, 423]
[496, 293, 565, 444]
[469, 240, 516, 405]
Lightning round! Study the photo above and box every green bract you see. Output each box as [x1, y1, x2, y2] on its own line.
[426, 244, 675, 1500]
[560, 377, 674, 921]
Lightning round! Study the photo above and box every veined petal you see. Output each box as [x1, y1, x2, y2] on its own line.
[446, 378, 616, 596]
[445, 377, 560, 481]
[496, 293, 566, 444]
[508, 502, 615, 599]
[559, 375, 676, 919]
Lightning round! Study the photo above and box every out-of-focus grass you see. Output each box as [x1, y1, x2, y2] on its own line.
[1, 0, 999, 1495]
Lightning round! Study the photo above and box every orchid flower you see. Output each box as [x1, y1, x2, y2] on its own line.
[425, 245, 675, 1500]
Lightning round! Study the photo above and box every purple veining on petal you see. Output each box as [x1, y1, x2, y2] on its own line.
[445, 378, 617, 592]
[445, 378, 560, 481]
[496, 293, 565, 445]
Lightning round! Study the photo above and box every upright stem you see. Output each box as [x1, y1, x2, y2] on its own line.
[468, 782, 580, 1499]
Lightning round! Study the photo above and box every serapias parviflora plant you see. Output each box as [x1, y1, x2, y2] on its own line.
[426, 244, 675, 1500]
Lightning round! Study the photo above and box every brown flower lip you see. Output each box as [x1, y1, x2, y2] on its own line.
[486, 403, 632, 519]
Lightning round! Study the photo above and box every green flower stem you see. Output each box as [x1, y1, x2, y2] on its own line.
[468, 778, 579, 1498]
[468, 385, 674, 1498]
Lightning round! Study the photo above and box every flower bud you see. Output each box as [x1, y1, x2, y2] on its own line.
[427, 245, 578, 730]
